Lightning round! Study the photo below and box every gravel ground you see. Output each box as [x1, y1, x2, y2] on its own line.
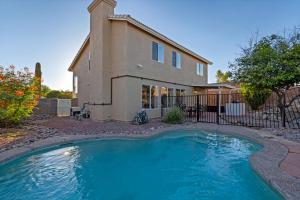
[41, 116, 172, 135]
[262, 127, 300, 143]
[0, 116, 174, 153]
[1, 115, 299, 153]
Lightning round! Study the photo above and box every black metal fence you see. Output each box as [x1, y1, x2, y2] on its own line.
[161, 87, 300, 129]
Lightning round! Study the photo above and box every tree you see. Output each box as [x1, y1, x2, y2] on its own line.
[46, 90, 72, 99]
[216, 69, 232, 83]
[0, 66, 39, 127]
[41, 85, 51, 97]
[241, 84, 271, 110]
[230, 28, 300, 119]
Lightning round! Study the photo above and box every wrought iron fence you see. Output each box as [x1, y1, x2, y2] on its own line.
[161, 87, 300, 129]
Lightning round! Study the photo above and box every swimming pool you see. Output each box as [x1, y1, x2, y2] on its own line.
[0, 130, 282, 200]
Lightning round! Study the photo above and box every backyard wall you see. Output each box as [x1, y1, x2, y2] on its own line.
[36, 98, 71, 117]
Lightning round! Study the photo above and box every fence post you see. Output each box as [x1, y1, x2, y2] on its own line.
[196, 95, 200, 122]
[216, 93, 220, 124]
[282, 91, 286, 128]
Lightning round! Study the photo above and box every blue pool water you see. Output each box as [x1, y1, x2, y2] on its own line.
[0, 130, 282, 200]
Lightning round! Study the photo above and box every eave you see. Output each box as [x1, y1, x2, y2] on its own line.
[68, 35, 90, 72]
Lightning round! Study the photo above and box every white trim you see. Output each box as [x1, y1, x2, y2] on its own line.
[142, 84, 159, 110]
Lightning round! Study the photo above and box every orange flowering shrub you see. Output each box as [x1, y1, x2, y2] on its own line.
[0, 66, 39, 127]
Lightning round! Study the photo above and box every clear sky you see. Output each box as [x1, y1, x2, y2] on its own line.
[0, 0, 299, 90]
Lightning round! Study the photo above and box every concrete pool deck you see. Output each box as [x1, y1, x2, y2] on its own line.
[0, 119, 300, 200]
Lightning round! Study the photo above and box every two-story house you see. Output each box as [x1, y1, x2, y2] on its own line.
[68, 0, 213, 121]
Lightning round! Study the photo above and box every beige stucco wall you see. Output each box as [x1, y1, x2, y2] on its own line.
[72, 41, 90, 108]
[126, 23, 208, 86]
[111, 21, 128, 76]
[72, 0, 115, 121]
[88, 1, 114, 121]
[112, 76, 193, 121]
[109, 20, 208, 121]
[71, 0, 210, 122]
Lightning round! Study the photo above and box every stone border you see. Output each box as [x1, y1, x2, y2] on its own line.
[0, 123, 299, 200]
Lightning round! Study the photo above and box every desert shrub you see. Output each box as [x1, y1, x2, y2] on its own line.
[0, 66, 39, 127]
[241, 84, 272, 110]
[46, 90, 72, 99]
[163, 107, 185, 124]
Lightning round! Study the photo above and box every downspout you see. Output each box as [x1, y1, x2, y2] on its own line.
[82, 77, 113, 108]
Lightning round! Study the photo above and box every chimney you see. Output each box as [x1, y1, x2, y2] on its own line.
[87, 0, 117, 120]
[88, 0, 116, 14]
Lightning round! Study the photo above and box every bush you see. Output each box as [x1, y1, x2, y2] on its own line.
[0, 66, 39, 127]
[241, 84, 272, 110]
[163, 107, 185, 124]
[46, 90, 72, 99]
[41, 85, 51, 97]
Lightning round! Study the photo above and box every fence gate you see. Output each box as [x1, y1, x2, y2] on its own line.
[162, 87, 300, 129]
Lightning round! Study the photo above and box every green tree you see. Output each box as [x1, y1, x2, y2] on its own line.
[46, 90, 72, 99]
[216, 69, 232, 83]
[230, 28, 300, 117]
[241, 84, 271, 110]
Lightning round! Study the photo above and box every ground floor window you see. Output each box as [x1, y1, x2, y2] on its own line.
[151, 86, 159, 109]
[168, 88, 174, 106]
[142, 85, 150, 109]
[161, 87, 176, 108]
[176, 89, 185, 105]
[142, 85, 186, 109]
[176, 89, 181, 97]
[180, 89, 185, 96]
[142, 85, 159, 109]
[161, 87, 168, 108]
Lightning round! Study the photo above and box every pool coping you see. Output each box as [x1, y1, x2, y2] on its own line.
[0, 123, 299, 200]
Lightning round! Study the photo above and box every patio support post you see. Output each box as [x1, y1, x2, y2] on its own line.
[282, 91, 286, 128]
[197, 95, 200, 122]
[216, 93, 220, 124]
[218, 88, 222, 118]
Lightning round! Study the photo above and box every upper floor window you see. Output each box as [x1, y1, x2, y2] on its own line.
[152, 42, 164, 63]
[196, 63, 204, 76]
[172, 51, 181, 69]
